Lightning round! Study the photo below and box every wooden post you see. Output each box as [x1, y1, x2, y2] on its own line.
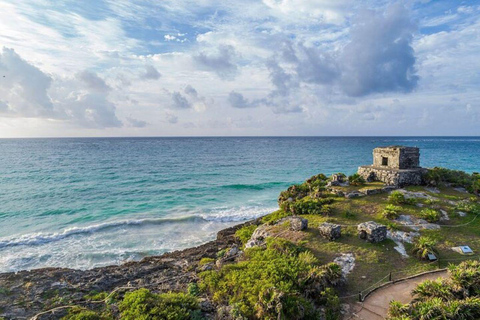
[389, 272, 392, 282]
[358, 292, 362, 302]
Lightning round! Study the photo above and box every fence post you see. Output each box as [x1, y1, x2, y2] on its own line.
[358, 291, 362, 302]
[389, 272, 392, 282]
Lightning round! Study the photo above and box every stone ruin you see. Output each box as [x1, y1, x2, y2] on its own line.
[319, 222, 341, 241]
[357, 146, 428, 187]
[357, 221, 387, 243]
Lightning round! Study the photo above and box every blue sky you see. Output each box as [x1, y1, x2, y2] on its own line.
[0, 0, 479, 137]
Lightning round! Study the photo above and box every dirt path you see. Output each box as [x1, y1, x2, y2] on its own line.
[348, 270, 448, 320]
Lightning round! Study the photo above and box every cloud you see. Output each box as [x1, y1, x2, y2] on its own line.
[171, 91, 192, 109]
[78, 70, 111, 92]
[141, 65, 161, 80]
[228, 91, 258, 109]
[126, 117, 147, 127]
[193, 45, 238, 80]
[0, 47, 122, 128]
[0, 47, 54, 117]
[339, 3, 419, 96]
[295, 43, 339, 85]
[165, 112, 179, 124]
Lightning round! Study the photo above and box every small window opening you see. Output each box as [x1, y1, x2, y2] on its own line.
[382, 157, 388, 166]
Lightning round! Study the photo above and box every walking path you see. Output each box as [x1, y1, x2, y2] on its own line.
[348, 270, 448, 320]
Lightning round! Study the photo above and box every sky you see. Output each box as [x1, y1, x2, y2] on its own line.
[0, 0, 479, 137]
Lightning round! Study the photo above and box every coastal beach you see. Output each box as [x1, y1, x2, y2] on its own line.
[1, 136, 479, 273]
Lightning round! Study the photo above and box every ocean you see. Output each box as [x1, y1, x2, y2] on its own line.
[0, 137, 479, 273]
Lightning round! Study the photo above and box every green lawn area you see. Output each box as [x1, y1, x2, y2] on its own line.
[261, 184, 479, 300]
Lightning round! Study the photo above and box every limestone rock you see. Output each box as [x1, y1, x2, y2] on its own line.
[245, 225, 271, 249]
[319, 223, 341, 241]
[357, 221, 387, 243]
[278, 216, 308, 231]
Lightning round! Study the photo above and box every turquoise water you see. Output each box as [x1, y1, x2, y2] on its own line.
[0, 137, 479, 272]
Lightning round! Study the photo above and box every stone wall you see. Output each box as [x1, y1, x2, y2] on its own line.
[358, 166, 427, 187]
[372, 146, 420, 169]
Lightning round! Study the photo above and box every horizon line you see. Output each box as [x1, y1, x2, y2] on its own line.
[0, 135, 479, 139]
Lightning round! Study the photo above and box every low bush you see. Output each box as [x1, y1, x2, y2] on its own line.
[119, 289, 199, 320]
[62, 307, 111, 320]
[281, 197, 335, 215]
[235, 224, 257, 245]
[198, 257, 215, 266]
[419, 208, 440, 222]
[425, 167, 480, 194]
[387, 260, 480, 319]
[455, 202, 480, 215]
[199, 238, 341, 319]
[348, 173, 365, 186]
[411, 236, 438, 260]
[382, 204, 402, 220]
[388, 191, 416, 205]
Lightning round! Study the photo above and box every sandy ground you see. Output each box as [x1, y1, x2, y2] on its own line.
[347, 270, 448, 320]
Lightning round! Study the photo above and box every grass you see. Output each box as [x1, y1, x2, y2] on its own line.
[255, 184, 480, 300]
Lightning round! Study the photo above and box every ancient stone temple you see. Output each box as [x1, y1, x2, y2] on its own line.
[357, 146, 427, 187]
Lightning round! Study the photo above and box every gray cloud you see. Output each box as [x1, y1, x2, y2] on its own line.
[339, 3, 418, 96]
[126, 117, 148, 127]
[141, 65, 161, 80]
[78, 70, 111, 92]
[228, 91, 258, 109]
[295, 43, 339, 85]
[171, 91, 192, 109]
[166, 112, 178, 124]
[193, 45, 238, 80]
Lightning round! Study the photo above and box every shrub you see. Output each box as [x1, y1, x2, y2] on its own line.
[235, 224, 257, 245]
[216, 249, 227, 258]
[411, 236, 438, 260]
[387, 260, 480, 319]
[425, 167, 480, 194]
[281, 197, 334, 215]
[119, 289, 199, 320]
[198, 257, 215, 266]
[388, 191, 415, 205]
[348, 173, 365, 186]
[199, 238, 341, 319]
[455, 202, 480, 215]
[187, 283, 200, 296]
[62, 307, 110, 320]
[382, 204, 402, 220]
[419, 208, 440, 222]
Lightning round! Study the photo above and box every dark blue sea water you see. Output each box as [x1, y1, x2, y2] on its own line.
[0, 137, 479, 272]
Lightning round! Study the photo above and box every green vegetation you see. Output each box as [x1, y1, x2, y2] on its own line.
[419, 208, 440, 222]
[411, 236, 438, 260]
[199, 238, 342, 319]
[388, 191, 415, 205]
[63, 307, 112, 320]
[348, 173, 365, 186]
[426, 167, 480, 194]
[235, 224, 257, 245]
[120, 289, 199, 320]
[382, 204, 402, 219]
[198, 257, 215, 266]
[387, 260, 480, 319]
[281, 196, 335, 215]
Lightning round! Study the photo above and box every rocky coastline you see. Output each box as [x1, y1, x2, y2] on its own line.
[0, 221, 252, 319]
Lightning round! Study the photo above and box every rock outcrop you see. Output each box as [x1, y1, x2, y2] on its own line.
[357, 221, 387, 243]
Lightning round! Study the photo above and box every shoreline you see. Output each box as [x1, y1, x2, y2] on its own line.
[0, 220, 255, 318]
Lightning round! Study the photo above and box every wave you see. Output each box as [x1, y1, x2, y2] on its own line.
[200, 205, 277, 222]
[221, 182, 286, 191]
[0, 215, 201, 249]
[0, 205, 275, 249]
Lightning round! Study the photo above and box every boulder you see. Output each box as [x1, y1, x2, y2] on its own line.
[357, 221, 387, 243]
[245, 225, 271, 249]
[319, 222, 341, 241]
[277, 216, 308, 231]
